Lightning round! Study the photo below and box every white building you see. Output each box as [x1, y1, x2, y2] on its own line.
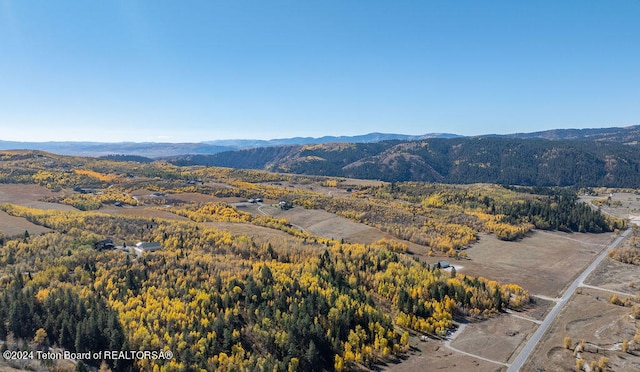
[134, 241, 162, 255]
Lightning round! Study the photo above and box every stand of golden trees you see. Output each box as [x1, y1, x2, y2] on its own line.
[0, 203, 528, 371]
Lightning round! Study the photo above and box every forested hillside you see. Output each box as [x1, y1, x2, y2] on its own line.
[503, 124, 640, 142]
[170, 137, 640, 187]
[0, 151, 626, 371]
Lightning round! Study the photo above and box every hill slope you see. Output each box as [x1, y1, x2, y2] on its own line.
[0, 140, 236, 158]
[3, 125, 638, 157]
[169, 137, 640, 188]
[502, 124, 640, 142]
[0, 133, 459, 157]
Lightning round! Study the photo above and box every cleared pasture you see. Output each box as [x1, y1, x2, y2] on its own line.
[460, 230, 615, 297]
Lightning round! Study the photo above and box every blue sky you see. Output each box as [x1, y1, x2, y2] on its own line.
[1, 1, 639, 142]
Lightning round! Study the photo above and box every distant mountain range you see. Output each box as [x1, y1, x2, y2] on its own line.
[0, 132, 459, 158]
[0, 141, 236, 158]
[0, 133, 460, 158]
[1, 125, 638, 158]
[3, 125, 640, 187]
[166, 125, 640, 188]
[201, 132, 461, 148]
[500, 125, 640, 142]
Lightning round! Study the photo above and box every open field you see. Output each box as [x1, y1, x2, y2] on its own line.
[131, 189, 226, 205]
[517, 193, 640, 370]
[525, 287, 640, 371]
[522, 297, 556, 322]
[0, 209, 50, 237]
[99, 205, 191, 221]
[237, 202, 397, 244]
[407, 229, 628, 371]
[204, 221, 309, 241]
[459, 230, 615, 297]
[585, 258, 640, 296]
[268, 205, 384, 243]
[0, 184, 72, 237]
[385, 335, 505, 372]
[385, 230, 619, 372]
[0, 184, 75, 211]
[451, 316, 538, 364]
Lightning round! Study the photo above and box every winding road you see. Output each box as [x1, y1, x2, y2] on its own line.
[507, 227, 631, 371]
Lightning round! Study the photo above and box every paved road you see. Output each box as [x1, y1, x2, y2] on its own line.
[507, 228, 631, 371]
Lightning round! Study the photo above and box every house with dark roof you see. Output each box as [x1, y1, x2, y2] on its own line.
[93, 239, 115, 251]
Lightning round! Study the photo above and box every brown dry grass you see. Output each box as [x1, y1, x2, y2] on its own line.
[385, 229, 614, 371]
[340, 179, 387, 187]
[0, 184, 72, 237]
[460, 230, 614, 297]
[451, 316, 538, 364]
[0, 210, 50, 237]
[98, 205, 191, 221]
[203, 221, 300, 240]
[238, 202, 397, 244]
[0, 184, 75, 211]
[522, 298, 555, 322]
[170, 192, 220, 204]
[585, 258, 640, 296]
[275, 207, 378, 240]
[384, 337, 505, 372]
[525, 288, 640, 371]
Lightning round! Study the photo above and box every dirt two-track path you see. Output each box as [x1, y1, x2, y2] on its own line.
[507, 228, 632, 371]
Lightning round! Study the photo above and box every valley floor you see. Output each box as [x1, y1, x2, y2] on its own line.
[385, 193, 640, 371]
